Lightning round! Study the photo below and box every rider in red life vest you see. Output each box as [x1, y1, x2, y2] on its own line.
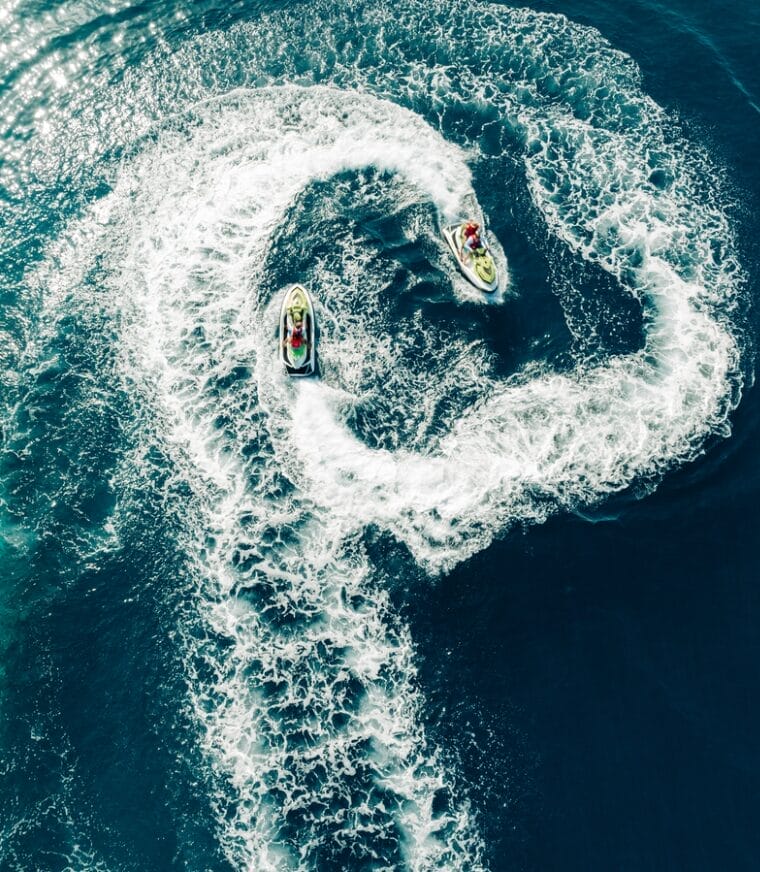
[290, 318, 305, 349]
[461, 221, 482, 258]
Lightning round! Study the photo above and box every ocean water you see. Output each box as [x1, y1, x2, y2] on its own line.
[0, 0, 758, 869]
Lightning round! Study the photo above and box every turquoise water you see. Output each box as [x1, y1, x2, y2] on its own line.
[0, 0, 757, 869]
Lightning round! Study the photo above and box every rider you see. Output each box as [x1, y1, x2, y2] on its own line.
[461, 221, 482, 258]
[288, 307, 306, 349]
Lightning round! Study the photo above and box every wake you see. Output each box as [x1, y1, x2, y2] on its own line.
[19, 1, 743, 867]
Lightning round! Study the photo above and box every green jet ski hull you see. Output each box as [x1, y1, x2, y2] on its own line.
[280, 283, 317, 377]
[442, 223, 498, 293]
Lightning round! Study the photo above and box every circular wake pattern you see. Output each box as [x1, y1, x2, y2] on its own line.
[40, 85, 491, 871]
[1, 0, 745, 869]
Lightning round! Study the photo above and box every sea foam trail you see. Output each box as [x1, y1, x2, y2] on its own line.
[13, 0, 745, 867]
[107, 88, 488, 869]
[290, 159, 739, 570]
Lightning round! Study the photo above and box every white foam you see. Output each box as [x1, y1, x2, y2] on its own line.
[103, 86, 489, 869]
[20, 2, 745, 868]
[291, 236, 738, 574]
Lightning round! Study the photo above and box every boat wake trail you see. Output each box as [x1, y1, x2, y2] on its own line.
[111, 88, 490, 869]
[6, 0, 744, 868]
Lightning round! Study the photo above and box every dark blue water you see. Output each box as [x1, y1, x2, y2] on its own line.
[0, 0, 758, 870]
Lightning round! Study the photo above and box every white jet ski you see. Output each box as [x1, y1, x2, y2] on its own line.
[279, 283, 316, 377]
[443, 222, 498, 293]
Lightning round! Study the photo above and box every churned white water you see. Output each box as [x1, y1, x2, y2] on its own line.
[24, 0, 744, 867]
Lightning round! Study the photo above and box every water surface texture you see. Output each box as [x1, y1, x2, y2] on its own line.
[1, 0, 758, 870]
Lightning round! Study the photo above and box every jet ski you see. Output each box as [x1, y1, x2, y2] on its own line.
[442, 222, 498, 293]
[280, 283, 316, 377]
